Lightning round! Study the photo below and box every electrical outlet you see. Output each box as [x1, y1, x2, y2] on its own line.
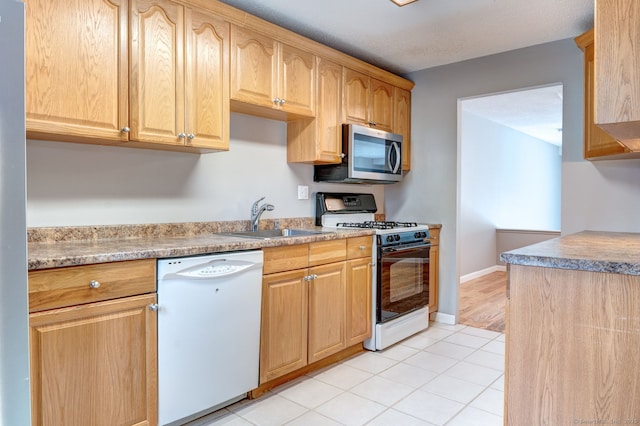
[297, 185, 309, 200]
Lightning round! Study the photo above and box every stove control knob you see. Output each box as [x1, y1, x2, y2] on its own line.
[414, 232, 421, 239]
[386, 235, 394, 243]
[394, 234, 401, 241]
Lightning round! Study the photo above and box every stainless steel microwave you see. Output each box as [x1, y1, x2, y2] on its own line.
[313, 124, 403, 184]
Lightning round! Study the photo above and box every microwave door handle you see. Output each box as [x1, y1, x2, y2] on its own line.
[389, 141, 401, 173]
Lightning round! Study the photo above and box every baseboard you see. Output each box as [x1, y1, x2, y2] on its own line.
[433, 312, 456, 325]
[460, 265, 506, 283]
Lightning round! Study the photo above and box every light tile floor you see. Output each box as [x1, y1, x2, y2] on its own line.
[186, 323, 505, 426]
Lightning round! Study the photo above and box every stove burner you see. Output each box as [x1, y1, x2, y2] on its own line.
[336, 221, 419, 230]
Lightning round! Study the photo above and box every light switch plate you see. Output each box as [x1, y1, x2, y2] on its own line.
[297, 185, 309, 200]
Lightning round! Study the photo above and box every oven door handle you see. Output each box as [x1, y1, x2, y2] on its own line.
[381, 243, 431, 254]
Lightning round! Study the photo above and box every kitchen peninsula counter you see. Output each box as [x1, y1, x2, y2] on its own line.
[499, 230, 640, 275]
[500, 230, 640, 425]
[28, 220, 380, 270]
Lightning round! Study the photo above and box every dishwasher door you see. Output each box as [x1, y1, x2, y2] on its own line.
[157, 250, 263, 425]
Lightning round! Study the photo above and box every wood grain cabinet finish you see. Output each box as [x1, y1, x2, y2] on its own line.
[259, 237, 372, 384]
[428, 229, 440, 315]
[575, 29, 629, 159]
[287, 57, 343, 164]
[230, 25, 315, 119]
[25, 0, 129, 144]
[594, 0, 640, 148]
[28, 261, 157, 426]
[505, 264, 640, 424]
[343, 68, 394, 132]
[131, 0, 230, 150]
[394, 87, 412, 170]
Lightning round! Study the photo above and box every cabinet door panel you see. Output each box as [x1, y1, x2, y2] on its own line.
[260, 270, 308, 383]
[316, 58, 343, 162]
[280, 43, 315, 117]
[186, 9, 229, 150]
[130, 0, 185, 145]
[230, 26, 278, 108]
[26, 0, 129, 142]
[343, 68, 370, 125]
[346, 257, 372, 346]
[394, 87, 412, 170]
[371, 79, 394, 131]
[308, 262, 346, 363]
[29, 294, 157, 426]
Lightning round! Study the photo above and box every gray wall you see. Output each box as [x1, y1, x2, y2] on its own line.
[385, 37, 639, 319]
[27, 114, 385, 226]
[496, 229, 560, 266]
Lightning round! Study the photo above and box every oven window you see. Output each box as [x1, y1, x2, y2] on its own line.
[378, 246, 430, 323]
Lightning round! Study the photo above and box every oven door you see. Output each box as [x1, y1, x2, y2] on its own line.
[377, 243, 430, 323]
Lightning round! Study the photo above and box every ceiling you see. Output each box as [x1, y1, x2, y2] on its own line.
[217, 0, 591, 148]
[216, 0, 594, 75]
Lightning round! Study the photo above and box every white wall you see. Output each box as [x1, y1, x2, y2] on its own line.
[459, 110, 561, 276]
[27, 114, 385, 227]
[386, 37, 634, 319]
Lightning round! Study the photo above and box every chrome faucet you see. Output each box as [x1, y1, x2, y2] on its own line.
[250, 197, 275, 231]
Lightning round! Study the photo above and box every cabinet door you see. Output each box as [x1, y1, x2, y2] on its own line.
[29, 294, 158, 426]
[130, 0, 185, 145]
[343, 68, 370, 125]
[25, 0, 129, 143]
[370, 79, 394, 131]
[429, 243, 439, 314]
[279, 43, 315, 117]
[577, 31, 628, 159]
[260, 269, 308, 383]
[230, 26, 278, 108]
[346, 257, 372, 346]
[185, 9, 230, 150]
[308, 262, 346, 363]
[394, 87, 412, 170]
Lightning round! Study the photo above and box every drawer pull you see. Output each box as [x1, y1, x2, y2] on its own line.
[89, 280, 101, 289]
[359, 245, 366, 250]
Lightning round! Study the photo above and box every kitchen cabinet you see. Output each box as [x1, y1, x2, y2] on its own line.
[259, 237, 372, 385]
[594, 0, 640, 148]
[28, 259, 157, 426]
[230, 25, 315, 119]
[343, 68, 394, 132]
[428, 228, 440, 315]
[394, 87, 412, 170]
[130, 0, 230, 150]
[287, 57, 344, 164]
[574, 29, 629, 159]
[25, 0, 129, 144]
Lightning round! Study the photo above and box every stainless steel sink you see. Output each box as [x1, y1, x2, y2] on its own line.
[224, 229, 332, 239]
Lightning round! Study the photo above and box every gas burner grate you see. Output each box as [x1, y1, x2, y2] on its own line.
[336, 221, 419, 230]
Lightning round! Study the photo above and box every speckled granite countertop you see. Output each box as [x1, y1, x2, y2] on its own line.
[28, 222, 378, 270]
[500, 231, 640, 275]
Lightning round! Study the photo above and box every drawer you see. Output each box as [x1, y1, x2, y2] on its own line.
[347, 236, 373, 259]
[309, 239, 346, 266]
[263, 244, 309, 275]
[29, 259, 156, 312]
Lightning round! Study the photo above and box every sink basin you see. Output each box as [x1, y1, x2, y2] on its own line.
[225, 229, 331, 239]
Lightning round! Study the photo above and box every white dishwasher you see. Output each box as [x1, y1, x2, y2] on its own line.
[157, 250, 263, 425]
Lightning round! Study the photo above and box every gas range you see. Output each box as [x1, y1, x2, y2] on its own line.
[316, 193, 430, 247]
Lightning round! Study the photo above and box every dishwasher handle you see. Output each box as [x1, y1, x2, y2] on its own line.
[170, 259, 262, 279]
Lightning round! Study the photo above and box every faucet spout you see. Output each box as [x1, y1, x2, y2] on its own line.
[250, 197, 275, 231]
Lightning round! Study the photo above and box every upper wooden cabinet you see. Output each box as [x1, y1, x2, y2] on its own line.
[574, 29, 629, 159]
[25, 0, 130, 144]
[594, 0, 640, 151]
[343, 68, 394, 132]
[287, 57, 343, 164]
[130, 0, 230, 150]
[394, 87, 412, 170]
[230, 25, 315, 119]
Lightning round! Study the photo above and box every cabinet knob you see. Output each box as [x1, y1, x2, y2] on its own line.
[187, 133, 196, 140]
[121, 127, 131, 133]
[273, 97, 281, 105]
[359, 245, 366, 250]
[368, 121, 377, 127]
[178, 132, 186, 138]
[148, 304, 159, 312]
[340, 153, 346, 158]
[279, 98, 285, 106]
[312, 274, 318, 280]
[89, 280, 101, 289]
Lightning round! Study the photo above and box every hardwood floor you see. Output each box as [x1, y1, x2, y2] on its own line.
[458, 271, 507, 333]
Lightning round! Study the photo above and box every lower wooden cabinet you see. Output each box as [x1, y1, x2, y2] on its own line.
[428, 228, 440, 315]
[29, 294, 158, 426]
[259, 237, 372, 384]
